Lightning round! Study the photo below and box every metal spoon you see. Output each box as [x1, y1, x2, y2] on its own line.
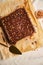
[0, 43, 22, 54]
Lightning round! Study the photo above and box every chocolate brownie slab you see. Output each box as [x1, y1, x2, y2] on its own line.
[0, 8, 35, 44]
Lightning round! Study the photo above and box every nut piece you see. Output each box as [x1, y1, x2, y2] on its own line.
[35, 10, 43, 18]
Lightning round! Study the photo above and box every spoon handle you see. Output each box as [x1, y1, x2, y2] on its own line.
[0, 43, 8, 47]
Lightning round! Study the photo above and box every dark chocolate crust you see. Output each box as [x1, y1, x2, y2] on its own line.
[0, 8, 35, 44]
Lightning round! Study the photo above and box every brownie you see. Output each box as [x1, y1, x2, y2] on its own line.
[0, 8, 35, 44]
